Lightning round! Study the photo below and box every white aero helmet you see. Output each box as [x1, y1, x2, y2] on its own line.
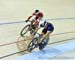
[40, 20, 47, 27]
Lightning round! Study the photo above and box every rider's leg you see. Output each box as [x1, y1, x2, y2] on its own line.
[38, 31, 52, 50]
[37, 28, 47, 44]
[38, 29, 53, 50]
[39, 37, 49, 50]
[31, 20, 40, 36]
[37, 32, 44, 44]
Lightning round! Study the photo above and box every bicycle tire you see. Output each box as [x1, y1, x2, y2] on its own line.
[16, 36, 31, 55]
[20, 25, 30, 36]
[27, 38, 38, 52]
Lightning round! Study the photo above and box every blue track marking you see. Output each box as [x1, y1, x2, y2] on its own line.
[15, 41, 75, 60]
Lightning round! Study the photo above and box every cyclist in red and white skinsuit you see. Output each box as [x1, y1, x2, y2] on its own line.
[25, 10, 43, 28]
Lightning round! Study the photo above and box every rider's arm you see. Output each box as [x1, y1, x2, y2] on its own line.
[25, 16, 32, 22]
[27, 16, 32, 20]
[33, 27, 40, 36]
[41, 31, 50, 40]
[26, 13, 35, 22]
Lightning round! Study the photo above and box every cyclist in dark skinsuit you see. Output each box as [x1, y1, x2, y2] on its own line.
[37, 21, 54, 50]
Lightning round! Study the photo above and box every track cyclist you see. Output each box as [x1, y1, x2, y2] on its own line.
[36, 21, 54, 50]
[25, 10, 43, 35]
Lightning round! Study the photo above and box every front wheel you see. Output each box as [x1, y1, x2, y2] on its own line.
[27, 38, 38, 52]
[20, 25, 30, 36]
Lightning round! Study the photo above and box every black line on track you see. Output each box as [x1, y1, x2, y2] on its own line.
[0, 37, 75, 59]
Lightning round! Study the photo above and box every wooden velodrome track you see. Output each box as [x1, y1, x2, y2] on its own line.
[0, 0, 75, 60]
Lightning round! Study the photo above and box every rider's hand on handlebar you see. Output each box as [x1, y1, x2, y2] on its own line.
[25, 20, 29, 22]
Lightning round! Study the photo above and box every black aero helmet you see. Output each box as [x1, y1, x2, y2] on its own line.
[35, 10, 39, 13]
